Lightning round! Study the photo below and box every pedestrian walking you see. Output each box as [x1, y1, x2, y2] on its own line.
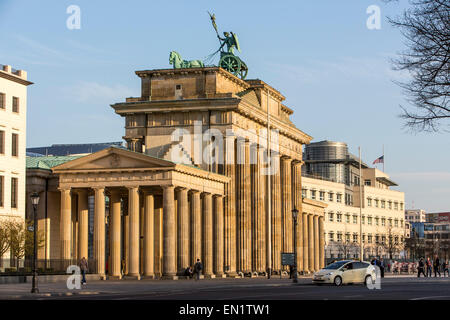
[426, 257, 432, 277]
[443, 260, 449, 277]
[433, 255, 441, 277]
[79, 257, 88, 285]
[417, 258, 426, 277]
[194, 259, 203, 280]
[379, 258, 385, 278]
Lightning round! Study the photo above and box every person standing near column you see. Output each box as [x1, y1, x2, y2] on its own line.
[194, 258, 203, 280]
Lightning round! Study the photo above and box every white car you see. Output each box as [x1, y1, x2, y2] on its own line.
[312, 260, 377, 286]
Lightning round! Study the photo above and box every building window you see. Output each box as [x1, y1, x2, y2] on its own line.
[311, 190, 316, 200]
[0, 175, 3, 207]
[345, 233, 350, 243]
[328, 212, 334, 222]
[337, 233, 343, 242]
[353, 215, 357, 224]
[375, 217, 379, 226]
[336, 193, 342, 203]
[11, 177, 18, 209]
[319, 191, 325, 201]
[374, 199, 379, 208]
[337, 213, 342, 223]
[381, 236, 386, 244]
[0, 130, 4, 154]
[329, 232, 334, 241]
[381, 218, 386, 226]
[375, 235, 380, 244]
[0, 93, 5, 109]
[394, 202, 398, 210]
[388, 218, 392, 227]
[368, 216, 372, 225]
[362, 215, 365, 224]
[367, 198, 372, 207]
[400, 203, 404, 211]
[364, 179, 371, 186]
[395, 219, 399, 227]
[400, 219, 404, 228]
[12, 133, 18, 157]
[302, 189, 307, 198]
[12, 97, 19, 113]
[362, 234, 366, 243]
[345, 214, 350, 223]
[381, 200, 385, 209]
[353, 234, 358, 243]
[388, 201, 392, 209]
[328, 192, 333, 202]
[368, 234, 373, 243]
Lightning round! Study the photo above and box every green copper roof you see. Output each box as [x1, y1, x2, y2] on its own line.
[26, 155, 83, 171]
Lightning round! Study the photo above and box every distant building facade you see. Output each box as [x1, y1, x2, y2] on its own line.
[0, 64, 32, 268]
[302, 141, 406, 261]
[405, 209, 427, 223]
[27, 142, 124, 157]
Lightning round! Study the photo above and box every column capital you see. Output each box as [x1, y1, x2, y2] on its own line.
[58, 186, 71, 192]
[92, 186, 105, 192]
[213, 194, 224, 199]
[280, 155, 292, 162]
[126, 185, 139, 191]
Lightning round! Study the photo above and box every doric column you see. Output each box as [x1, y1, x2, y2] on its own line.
[319, 216, 325, 269]
[256, 145, 266, 273]
[292, 162, 303, 271]
[59, 187, 72, 267]
[77, 189, 89, 262]
[191, 190, 202, 266]
[127, 186, 140, 279]
[314, 215, 320, 272]
[123, 196, 129, 275]
[203, 193, 214, 277]
[308, 213, 314, 273]
[271, 154, 282, 272]
[144, 192, 155, 278]
[163, 185, 176, 278]
[302, 213, 309, 273]
[251, 143, 259, 273]
[177, 188, 189, 275]
[281, 157, 293, 259]
[93, 187, 106, 278]
[214, 195, 224, 277]
[109, 190, 122, 279]
[224, 135, 236, 276]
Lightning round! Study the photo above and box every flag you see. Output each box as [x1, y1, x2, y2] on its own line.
[372, 155, 384, 165]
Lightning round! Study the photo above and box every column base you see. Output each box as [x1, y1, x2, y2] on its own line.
[204, 274, 216, 279]
[161, 275, 179, 280]
[108, 275, 122, 280]
[225, 271, 238, 278]
[215, 273, 226, 278]
[142, 275, 156, 280]
[124, 274, 141, 280]
[99, 274, 107, 281]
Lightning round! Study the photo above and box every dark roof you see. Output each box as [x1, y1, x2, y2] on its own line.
[26, 142, 124, 156]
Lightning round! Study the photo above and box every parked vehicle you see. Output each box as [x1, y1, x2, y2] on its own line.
[312, 260, 377, 286]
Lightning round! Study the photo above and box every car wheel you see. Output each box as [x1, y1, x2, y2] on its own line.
[334, 276, 342, 286]
[365, 275, 374, 285]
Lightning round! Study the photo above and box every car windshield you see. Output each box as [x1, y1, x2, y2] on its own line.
[324, 261, 349, 270]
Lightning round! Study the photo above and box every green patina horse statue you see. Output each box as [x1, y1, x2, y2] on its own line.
[169, 51, 204, 69]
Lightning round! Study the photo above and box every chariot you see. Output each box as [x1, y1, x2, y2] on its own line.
[219, 51, 248, 79]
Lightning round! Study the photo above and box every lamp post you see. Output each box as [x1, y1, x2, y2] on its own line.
[292, 207, 299, 283]
[30, 192, 40, 294]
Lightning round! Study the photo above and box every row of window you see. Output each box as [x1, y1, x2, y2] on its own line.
[367, 198, 404, 211]
[327, 212, 404, 227]
[0, 93, 20, 113]
[327, 232, 404, 244]
[0, 131, 19, 156]
[0, 176, 18, 208]
[302, 189, 344, 203]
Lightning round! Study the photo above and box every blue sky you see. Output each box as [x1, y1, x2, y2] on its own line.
[0, 0, 449, 211]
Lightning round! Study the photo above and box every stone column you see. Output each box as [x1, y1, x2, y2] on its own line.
[292, 162, 303, 272]
[281, 157, 293, 259]
[191, 190, 202, 266]
[308, 214, 314, 272]
[123, 197, 129, 275]
[214, 195, 224, 277]
[302, 213, 309, 273]
[203, 193, 214, 277]
[163, 185, 176, 278]
[224, 135, 236, 276]
[127, 186, 140, 279]
[77, 189, 89, 262]
[143, 193, 155, 278]
[93, 187, 106, 278]
[314, 215, 320, 272]
[257, 145, 266, 273]
[319, 216, 325, 269]
[60, 188, 72, 268]
[177, 188, 189, 275]
[109, 190, 122, 279]
[271, 154, 282, 272]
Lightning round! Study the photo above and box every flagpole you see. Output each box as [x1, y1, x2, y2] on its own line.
[359, 147, 363, 262]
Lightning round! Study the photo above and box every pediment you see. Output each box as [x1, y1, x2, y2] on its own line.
[52, 147, 175, 172]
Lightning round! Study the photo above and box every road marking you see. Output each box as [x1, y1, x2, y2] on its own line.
[410, 296, 450, 300]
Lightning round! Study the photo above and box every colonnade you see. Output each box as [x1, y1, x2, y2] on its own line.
[59, 185, 224, 279]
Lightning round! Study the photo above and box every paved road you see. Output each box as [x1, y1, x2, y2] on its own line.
[1, 276, 449, 300]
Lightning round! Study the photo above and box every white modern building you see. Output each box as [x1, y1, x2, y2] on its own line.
[0, 64, 33, 266]
[405, 209, 427, 223]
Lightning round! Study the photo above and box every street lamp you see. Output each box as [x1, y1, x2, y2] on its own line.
[30, 192, 40, 294]
[292, 207, 299, 283]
